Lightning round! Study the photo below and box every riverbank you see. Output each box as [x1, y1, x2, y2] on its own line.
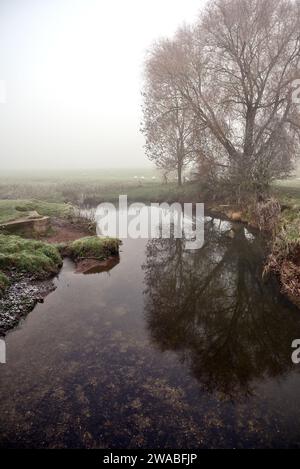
[0, 233, 64, 335]
[1, 175, 300, 328]
[0, 273, 56, 336]
[263, 206, 300, 306]
[207, 188, 300, 307]
[0, 201, 120, 335]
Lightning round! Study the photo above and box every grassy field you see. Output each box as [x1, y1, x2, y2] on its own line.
[1, 168, 300, 212]
[0, 168, 163, 204]
[0, 168, 200, 208]
[0, 200, 73, 224]
[270, 178, 300, 235]
[0, 170, 299, 211]
[273, 179, 300, 208]
[0, 168, 160, 182]
[272, 179, 300, 239]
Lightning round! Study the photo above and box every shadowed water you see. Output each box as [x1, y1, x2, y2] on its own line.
[1, 214, 300, 448]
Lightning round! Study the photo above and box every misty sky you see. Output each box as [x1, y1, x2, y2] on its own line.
[0, 0, 206, 170]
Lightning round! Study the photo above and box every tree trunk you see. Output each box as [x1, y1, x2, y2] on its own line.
[177, 165, 182, 186]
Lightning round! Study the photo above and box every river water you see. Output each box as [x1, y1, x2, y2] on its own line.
[1, 213, 300, 448]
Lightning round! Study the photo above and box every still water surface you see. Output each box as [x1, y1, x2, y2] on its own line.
[1, 214, 300, 448]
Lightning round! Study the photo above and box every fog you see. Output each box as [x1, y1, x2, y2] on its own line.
[0, 0, 205, 170]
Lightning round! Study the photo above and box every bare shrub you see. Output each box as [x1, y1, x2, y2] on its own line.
[254, 198, 281, 232]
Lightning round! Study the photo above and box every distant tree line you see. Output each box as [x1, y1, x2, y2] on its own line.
[141, 0, 300, 202]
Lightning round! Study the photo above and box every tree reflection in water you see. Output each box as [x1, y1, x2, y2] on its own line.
[143, 217, 300, 398]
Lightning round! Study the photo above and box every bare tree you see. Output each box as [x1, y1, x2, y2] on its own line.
[143, 0, 300, 201]
[141, 41, 199, 186]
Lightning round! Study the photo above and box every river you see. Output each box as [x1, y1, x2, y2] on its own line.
[1, 212, 300, 448]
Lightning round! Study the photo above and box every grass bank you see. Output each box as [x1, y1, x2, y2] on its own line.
[0, 234, 121, 298]
[0, 234, 63, 299]
[0, 199, 73, 224]
[261, 180, 300, 302]
[65, 236, 121, 262]
[0, 234, 63, 279]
